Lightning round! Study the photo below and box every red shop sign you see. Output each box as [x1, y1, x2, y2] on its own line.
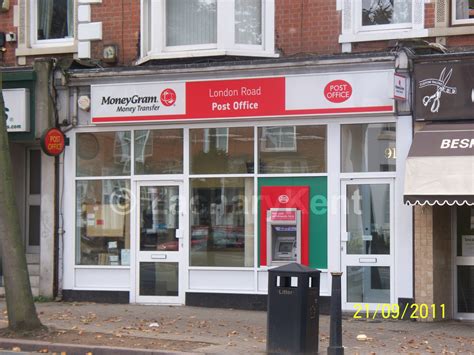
[41, 128, 66, 156]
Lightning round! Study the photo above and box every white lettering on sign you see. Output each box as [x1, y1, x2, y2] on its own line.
[440, 138, 474, 149]
[208, 86, 262, 98]
[3, 89, 30, 133]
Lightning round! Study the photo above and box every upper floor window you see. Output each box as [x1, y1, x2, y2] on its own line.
[453, 0, 474, 25]
[33, 0, 74, 45]
[339, 0, 426, 44]
[361, 0, 412, 30]
[140, 0, 275, 63]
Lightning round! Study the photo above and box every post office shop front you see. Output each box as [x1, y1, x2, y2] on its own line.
[59, 59, 413, 310]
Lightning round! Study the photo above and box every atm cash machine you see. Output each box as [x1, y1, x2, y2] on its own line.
[266, 208, 301, 266]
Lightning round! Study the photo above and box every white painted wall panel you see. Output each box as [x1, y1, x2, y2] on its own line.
[189, 270, 254, 292]
[75, 268, 130, 289]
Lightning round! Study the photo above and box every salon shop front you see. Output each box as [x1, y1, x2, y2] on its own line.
[59, 59, 413, 311]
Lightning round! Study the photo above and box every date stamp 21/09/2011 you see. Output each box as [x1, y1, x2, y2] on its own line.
[353, 303, 446, 320]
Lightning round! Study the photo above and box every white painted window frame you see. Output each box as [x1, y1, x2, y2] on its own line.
[29, 0, 76, 49]
[451, 0, 474, 25]
[139, 0, 276, 63]
[339, 0, 428, 44]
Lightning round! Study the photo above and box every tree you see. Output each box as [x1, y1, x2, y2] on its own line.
[0, 73, 43, 331]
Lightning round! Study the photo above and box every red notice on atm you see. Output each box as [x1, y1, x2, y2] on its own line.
[270, 210, 297, 221]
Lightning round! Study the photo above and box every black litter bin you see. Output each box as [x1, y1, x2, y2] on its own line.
[267, 263, 321, 354]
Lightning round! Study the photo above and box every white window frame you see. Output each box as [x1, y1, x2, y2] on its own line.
[339, 0, 428, 45]
[451, 0, 474, 25]
[29, 0, 75, 49]
[139, 0, 276, 63]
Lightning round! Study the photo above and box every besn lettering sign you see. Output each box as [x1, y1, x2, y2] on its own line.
[440, 138, 474, 150]
[91, 71, 395, 124]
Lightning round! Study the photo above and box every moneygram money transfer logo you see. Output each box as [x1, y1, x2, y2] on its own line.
[160, 88, 177, 106]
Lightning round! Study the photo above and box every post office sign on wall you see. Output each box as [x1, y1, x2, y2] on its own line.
[3, 88, 30, 132]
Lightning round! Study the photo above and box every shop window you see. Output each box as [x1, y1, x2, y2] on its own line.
[134, 129, 183, 175]
[452, 0, 474, 25]
[77, 132, 131, 177]
[190, 127, 254, 174]
[76, 180, 130, 266]
[341, 123, 396, 173]
[140, 0, 275, 63]
[190, 178, 254, 267]
[339, 0, 426, 44]
[457, 206, 474, 257]
[258, 125, 327, 174]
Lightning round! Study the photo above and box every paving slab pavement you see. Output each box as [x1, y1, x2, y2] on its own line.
[0, 301, 472, 354]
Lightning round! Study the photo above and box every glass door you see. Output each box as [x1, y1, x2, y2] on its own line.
[341, 179, 395, 310]
[135, 181, 185, 304]
[454, 206, 474, 320]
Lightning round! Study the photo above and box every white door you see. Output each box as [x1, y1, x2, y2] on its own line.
[341, 179, 395, 310]
[135, 181, 185, 304]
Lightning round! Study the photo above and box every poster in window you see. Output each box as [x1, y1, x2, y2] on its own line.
[462, 235, 474, 257]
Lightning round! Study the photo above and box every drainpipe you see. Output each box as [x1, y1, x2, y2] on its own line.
[56, 85, 78, 300]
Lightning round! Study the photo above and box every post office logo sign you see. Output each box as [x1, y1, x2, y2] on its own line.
[324, 80, 352, 103]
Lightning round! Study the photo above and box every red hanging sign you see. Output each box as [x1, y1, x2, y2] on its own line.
[41, 128, 66, 156]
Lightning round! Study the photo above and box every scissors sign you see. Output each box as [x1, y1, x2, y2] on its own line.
[419, 67, 457, 113]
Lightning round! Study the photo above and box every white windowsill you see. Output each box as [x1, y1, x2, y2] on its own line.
[16, 43, 78, 56]
[339, 28, 429, 44]
[136, 49, 279, 65]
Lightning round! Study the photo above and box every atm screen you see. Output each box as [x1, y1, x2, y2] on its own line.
[272, 225, 297, 237]
[279, 242, 294, 253]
